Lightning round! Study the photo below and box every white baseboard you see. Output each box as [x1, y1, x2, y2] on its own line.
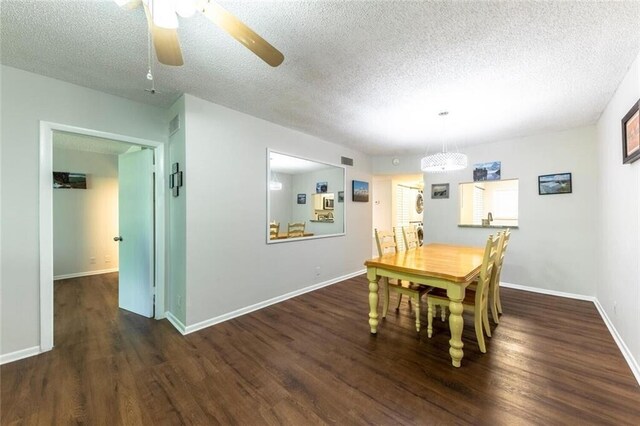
[501, 281, 639, 386]
[592, 299, 640, 385]
[54, 268, 119, 281]
[165, 311, 187, 335]
[0, 346, 41, 365]
[182, 269, 366, 335]
[501, 281, 595, 302]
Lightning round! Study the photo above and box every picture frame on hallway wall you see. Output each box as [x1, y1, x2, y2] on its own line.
[622, 98, 640, 164]
[352, 180, 369, 202]
[431, 183, 449, 199]
[538, 173, 572, 195]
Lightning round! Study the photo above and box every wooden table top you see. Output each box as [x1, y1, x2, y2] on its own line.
[364, 243, 485, 283]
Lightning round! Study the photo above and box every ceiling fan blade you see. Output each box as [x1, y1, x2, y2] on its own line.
[200, 2, 284, 67]
[143, 4, 184, 66]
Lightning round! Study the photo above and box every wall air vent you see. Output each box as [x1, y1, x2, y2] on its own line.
[169, 114, 180, 136]
[341, 156, 354, 166]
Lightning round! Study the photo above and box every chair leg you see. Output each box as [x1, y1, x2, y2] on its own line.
[490, 291, 500, 324]
[427, 300, 433, 338]
[483, 307, 492, 338]
[475, 312, 486, 353]
[496, 286, 503, 314]
[413, 295, 421, 333]
[382, 278, 390, 318]
[395, 293, 403, 311]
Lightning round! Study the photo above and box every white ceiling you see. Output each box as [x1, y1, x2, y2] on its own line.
[2, 1, 640, 156]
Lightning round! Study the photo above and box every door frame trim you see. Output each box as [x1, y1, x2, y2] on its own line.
[39, 121, 166, 352]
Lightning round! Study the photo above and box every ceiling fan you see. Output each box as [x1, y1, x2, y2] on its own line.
[114, 0, 284, 67]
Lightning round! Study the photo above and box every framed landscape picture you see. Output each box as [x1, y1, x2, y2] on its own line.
[53, 172, 87, 189]
[538, 173, 572, 195]
[352, 180, 369, 202]
[431, 183, 449, 199]
[622, 99, 640, 164]
[473, 161, 501, 181]
[297, 194, 306, 204]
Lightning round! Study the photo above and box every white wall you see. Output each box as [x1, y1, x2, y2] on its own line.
[166, 96, 187, 324]
[596, 52, 640, 370]
[52, 148, 119, 277]
[0, 66, 167, 356]
[372, 126, 599, 296]
[183, 94, 371, 326]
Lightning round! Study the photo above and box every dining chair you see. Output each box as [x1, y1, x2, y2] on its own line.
[375, 228, 431, 333]
[401, 225, 420, 250]
[287, 222, 305, 238]
[467, 229, 511, 324]
[491, 229, 511, 322]
[269, 222, 280, 239]
[426, 233, 502, 353]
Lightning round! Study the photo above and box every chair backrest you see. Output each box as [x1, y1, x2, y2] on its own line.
[374, 229, 397, 256]
[269, 222, 280, 239]
[492, 229, 511, 283]
[287, 222, 305, 238]
[401, 225, 420, 250]
[475, 233, 502, 308]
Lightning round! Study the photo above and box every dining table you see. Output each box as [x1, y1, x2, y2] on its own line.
[364, 243, 485, 367]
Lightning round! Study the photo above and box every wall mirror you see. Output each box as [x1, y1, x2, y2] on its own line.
[267, 150, 345, 243]
[459, 178, 519, 227]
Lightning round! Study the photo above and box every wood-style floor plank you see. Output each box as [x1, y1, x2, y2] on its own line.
[2, 272, 639, 425]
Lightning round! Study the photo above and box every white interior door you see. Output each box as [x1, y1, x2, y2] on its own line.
[117, 149, 154, 317]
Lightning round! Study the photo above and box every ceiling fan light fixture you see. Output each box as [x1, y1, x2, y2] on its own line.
[114, 0, 141, 10]
[176, 0, 197, 18]
[149, 0, 179, 29]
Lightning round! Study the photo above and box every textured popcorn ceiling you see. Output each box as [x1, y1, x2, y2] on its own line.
[2, 1, 640, 155]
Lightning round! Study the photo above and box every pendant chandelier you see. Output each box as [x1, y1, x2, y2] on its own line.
[420, 112, 468, 173]
[269, 171, 282, 190]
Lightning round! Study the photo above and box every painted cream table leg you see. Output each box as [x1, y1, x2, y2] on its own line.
[447, 285, 465, 367]
[367, 268, 380, 334]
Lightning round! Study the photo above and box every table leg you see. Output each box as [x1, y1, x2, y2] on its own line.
[448, 297, 465, 367]
[367, 269, 379, 334]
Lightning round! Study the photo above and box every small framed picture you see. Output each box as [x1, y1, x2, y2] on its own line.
[316, 182, 328, 193]
[352, 180, 369, 202]
[622, 99, 640, 164]
[338, 191, 344, 202]
[473, 161, 501, 181]
[431, 183, 449, 199]
[538, 173, 572, 195]
[297, 193, 306, 204]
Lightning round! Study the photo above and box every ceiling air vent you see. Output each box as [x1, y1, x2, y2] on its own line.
[341, 156, 354, 166]
[169, 114, 180, 136]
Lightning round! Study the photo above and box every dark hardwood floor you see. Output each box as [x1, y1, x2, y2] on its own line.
[2, 272, 639, 425]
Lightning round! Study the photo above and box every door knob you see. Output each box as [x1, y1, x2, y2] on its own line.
[113, 236, 123, 242]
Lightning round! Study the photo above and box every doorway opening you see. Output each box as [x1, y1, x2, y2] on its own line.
[371, 174, 424, 255]
[39, 122, 165, 353]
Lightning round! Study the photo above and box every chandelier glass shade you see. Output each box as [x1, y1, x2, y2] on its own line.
[420, 151, 468, 172]
[269, 172, 282, 190]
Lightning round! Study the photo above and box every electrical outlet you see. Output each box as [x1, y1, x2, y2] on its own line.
[105, 255, 111, 264]
[613, 301, 617, 315]
[315, 266, 321, 277]
[89, 257, 96, 264]
[177, 295, 182, 308]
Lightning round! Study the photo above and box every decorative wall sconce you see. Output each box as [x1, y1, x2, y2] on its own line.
[169, 162, 183, 197]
